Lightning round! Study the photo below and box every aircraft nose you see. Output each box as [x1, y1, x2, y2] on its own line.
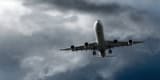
[94, 20, 102, 30]
[95, 20, 102, 27]
[96, 20, 101, 24]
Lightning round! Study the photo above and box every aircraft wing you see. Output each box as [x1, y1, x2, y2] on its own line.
[60, 42, 97, 51]
[105, 40, 143, 49]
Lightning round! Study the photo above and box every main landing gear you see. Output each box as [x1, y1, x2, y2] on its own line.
[108, 49, 112, 54]
[93, 51, 96, 56]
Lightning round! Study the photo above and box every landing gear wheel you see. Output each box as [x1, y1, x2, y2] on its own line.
[108, 49, 112, 54]
[93, 51, 96, 56]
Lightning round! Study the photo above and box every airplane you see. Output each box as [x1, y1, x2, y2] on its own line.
[60, 20, 143, 57]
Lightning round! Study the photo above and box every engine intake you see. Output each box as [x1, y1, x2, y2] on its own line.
[70, 45, 75, 50]
[113, 40, 118, 43]
[85, 42, 89, 47]
[128, 40, 133, 44]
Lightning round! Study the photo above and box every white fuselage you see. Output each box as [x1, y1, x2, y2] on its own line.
[95, 20, 105, 50]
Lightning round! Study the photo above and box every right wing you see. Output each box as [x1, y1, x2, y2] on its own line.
[105, 40, 143, 49]
[60, 42, 98, 51]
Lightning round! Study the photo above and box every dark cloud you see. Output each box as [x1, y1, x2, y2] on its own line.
[114, 53, 160, 80]
[23, 0, 160, 39]
[24, 0, 135, 14]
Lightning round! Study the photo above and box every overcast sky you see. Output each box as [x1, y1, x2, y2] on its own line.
[0, 0, 160, 80]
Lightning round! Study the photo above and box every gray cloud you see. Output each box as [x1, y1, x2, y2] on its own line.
[0, 8, 94, 80]
[24, 0, 136, 14]
[0, 0, 160, 80]
[23, 0, 160, 39]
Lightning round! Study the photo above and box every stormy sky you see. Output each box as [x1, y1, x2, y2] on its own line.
[0, 0, 160, 80]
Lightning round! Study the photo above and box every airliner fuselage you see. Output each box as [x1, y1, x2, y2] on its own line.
[95, 20, 106, 57]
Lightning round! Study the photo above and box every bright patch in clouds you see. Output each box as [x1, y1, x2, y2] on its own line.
[0, 0, 32, 35]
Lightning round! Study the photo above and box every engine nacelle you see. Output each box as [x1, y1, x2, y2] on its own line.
[128, 40, 133, 45]
[84, 42, 89, 47]
[70, 45, 75, 50]
[113, 39, 118, 43]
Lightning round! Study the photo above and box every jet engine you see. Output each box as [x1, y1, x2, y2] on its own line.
[128, 40, 133, 45]
[84, 42, 89, 47]
[113, 39, 118, 43]
[70, 45, 75, 51]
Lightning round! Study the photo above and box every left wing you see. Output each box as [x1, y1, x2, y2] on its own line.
[60, 42, 97, 51]
[105, 40, 143, 49]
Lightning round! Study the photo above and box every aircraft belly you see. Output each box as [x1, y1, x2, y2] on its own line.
[96, 26, 105, 49]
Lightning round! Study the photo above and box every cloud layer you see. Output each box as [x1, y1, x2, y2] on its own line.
[0, 0, 160, 80]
